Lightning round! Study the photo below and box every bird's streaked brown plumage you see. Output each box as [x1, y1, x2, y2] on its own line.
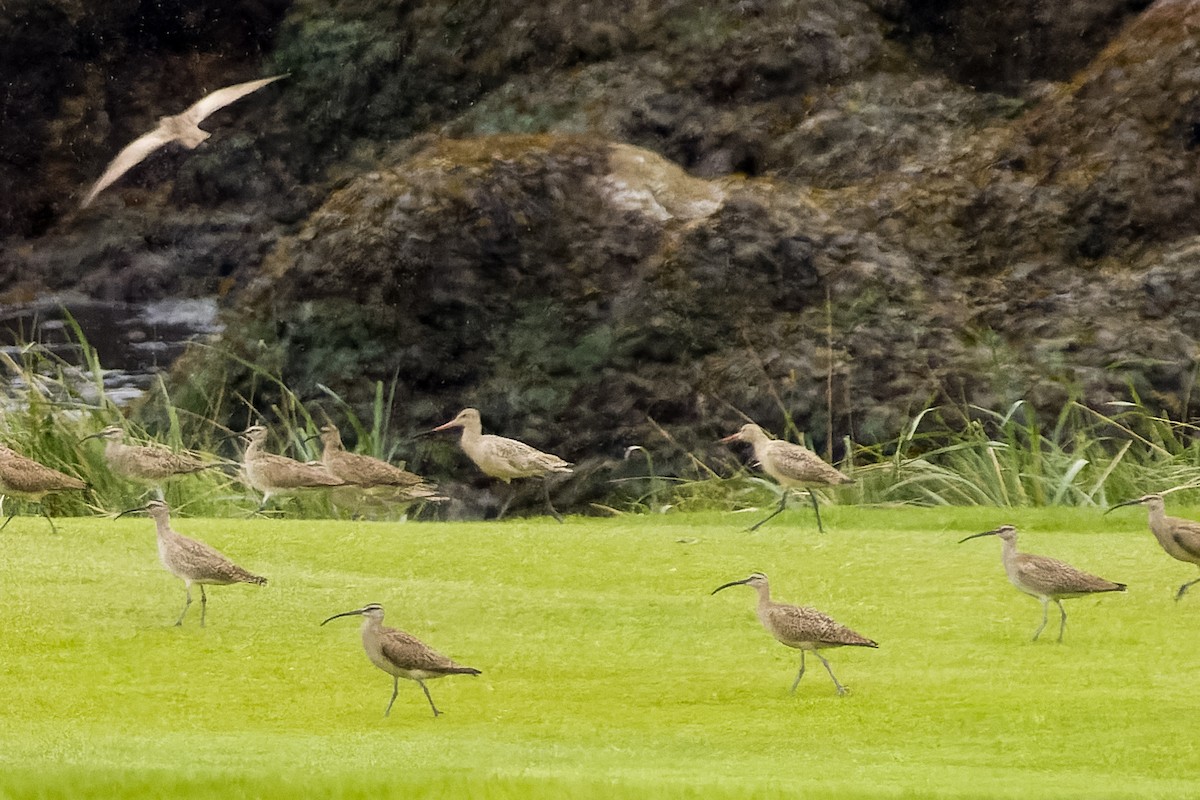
[241, 424, 345, 510]
[83, 425, 220, 494]
[433, 408, 572, 521]
[960, 524, 1125, 641]
[322, 603, 480, 717]
[318, 425, 442, 500]
[0, 444, 88, 532]
[1108, 493, 1200, 600]
[712, 572, 877, 695]
[80, 74, 286, 208]
[118, 500, 266, 626]
[720, 423, 852, 532]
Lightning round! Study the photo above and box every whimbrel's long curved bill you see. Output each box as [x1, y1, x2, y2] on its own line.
[958, 529, 1001, 544]
[711, 578, 752, 595]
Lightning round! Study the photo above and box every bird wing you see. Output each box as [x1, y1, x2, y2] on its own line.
[380, 628, 469, 674]
[172, 534, 261, 584]
[80, 127, 175, 207]
[0, 455, 86, 493]
[327, 450, 424, 488]
[1013, 553, 1122, 595]
[121, 444, 209, 480]
[766, 441, 851, 485]
[182, 74, 286, 125]
[259, 453, 345, 488]
[1171, 528, 1200, 560]
[484, 436, 573, 477]
[765, 603, 876, 648]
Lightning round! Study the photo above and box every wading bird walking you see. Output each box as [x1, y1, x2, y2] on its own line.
[959, 525, 1125, 641]
[712, 572, 877, 696]
[321, 603, 481, 717]
[432, 408, 572, 521]
[720, 423, 853, 532]
[82, 425, 222, 499]
[117, 500, 266, 626]
[1107, 493, 1200, 600]
[240, 424, 345, 511]
[0, 445, 88, 532]
[80, 74, 286, 207]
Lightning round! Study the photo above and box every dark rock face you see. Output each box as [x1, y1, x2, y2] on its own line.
[9, 0, 1200, 512]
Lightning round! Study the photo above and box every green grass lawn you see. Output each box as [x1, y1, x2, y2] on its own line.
[1, 504, 1198, 798]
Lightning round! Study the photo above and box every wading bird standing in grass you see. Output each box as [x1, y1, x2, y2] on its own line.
[432, 408, 573, 522]
[240, 424, 346, 512]
[322, 603, 481, 718]
[712, 572, 877, 696]
[720, 423, 853, 533]
[316, 424, 444, 512]
[82, 425, 223, 499]
[959, 525, 1125, 641]
[0, 445, 87, 533]
[1107, 493, 1200, 601]
[80, 74, 286, 208]
[117, 500, 266, 627]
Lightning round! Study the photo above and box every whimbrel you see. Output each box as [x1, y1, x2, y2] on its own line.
[433, 408, 573, 521]
[322, 603, 481, 717]
[1107, 493, 1200, 600]
[959, 525, 1126, 641]
[116, 500, 266, 626]
[0, 445, 88, 532]
[720, 423, 853, 532]
[82, 425, 221, 498]
[712, 572, 877, 695]
[317, 424, 443, 510]
[80, 74, 286, 208]
[240, 424, 345, 511]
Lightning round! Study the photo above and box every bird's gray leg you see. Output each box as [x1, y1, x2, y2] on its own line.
[38, 504, 58, 534]
[417, 679, 442, 717]
[1032, 598, 1049, 641]
[153, 485, 165, 502]
[199, 585, 208, 628]
[814, 651, 847, 696]
[496, 484, 515, 521]
[747, 490, 790, 532]
[0, 511, 14, 532]
[809, 491, 825, 534]
[1055, 599, 1067, 643]
[175, 583, 193, 626]
[385, 676, 399, 717]
[1176, 577, 1200, 601]
[542, 479, 564, 524]
[790, 651, 807, 694]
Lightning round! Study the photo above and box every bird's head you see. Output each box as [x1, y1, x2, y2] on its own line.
[115, 499, 171, 522]
[432, 408, 480, 433]
[711, 571, 769, 595]
[242, 425, 269, 445]
[719, 423, 765, 445]
[958, 524, 1018, 544]
[321, 603, 385, 626]
[80, 425, 124, 443]
[1105, 493, 1164, 515]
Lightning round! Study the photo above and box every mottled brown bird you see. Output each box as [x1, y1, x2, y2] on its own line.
[433, 408, 572, 521]
[0, 444, 88, 532]
[117, 500, 266, 626]
[80, 74, 286, 208]
[1107, 493, 1200, 600]
[322, 603, 481, 717]
[712, 572, 877, 695]
[82, 425, 221, 498]
[241, 424, 345, 511]
[960, 524, 1125, 641]
[317, 424, 443, 510]
[720, 423, 853, 532]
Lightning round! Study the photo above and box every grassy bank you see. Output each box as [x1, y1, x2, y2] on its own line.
[1, 506, 1197, 798]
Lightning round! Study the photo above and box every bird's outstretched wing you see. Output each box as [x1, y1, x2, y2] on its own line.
[80, 127, 175, 208]
[183, 74, 287, 126]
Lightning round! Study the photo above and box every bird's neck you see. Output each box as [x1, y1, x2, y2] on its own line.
[752, 583, 772, 606]
[244, 438, 264, 461]
[998, 537, 1020, 568]
[152, 516, 174, 539]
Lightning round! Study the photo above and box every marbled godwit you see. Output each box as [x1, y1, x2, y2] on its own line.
[959, 525, 1125, 641]
[240, 424, 345, 511]
[712, 572, 877, 695]
[116, 500, 266, 626]
[81, 74, 286, 207]
[1107, 493, 1200, 600]
[0, 445, 87, 533]
[82, 425, 222, 498]
[322, 603, 481, 717]
[432, 408, 573, 522]
[720, 423, 852, 532]
[317, 425, 443, 511]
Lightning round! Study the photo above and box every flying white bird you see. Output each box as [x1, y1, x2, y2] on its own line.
[80, 74, 286, 208]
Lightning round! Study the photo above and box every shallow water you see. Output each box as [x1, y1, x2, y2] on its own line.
[0, 296, 221, 405]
